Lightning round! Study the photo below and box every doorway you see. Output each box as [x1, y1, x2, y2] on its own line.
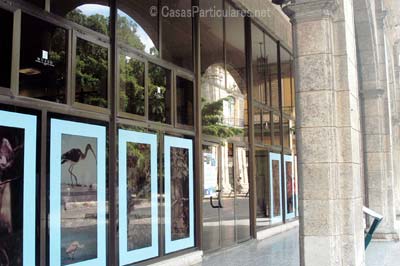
[202, 142, 250, 252]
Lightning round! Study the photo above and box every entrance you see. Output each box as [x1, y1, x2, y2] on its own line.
[202, 143, 250, 252]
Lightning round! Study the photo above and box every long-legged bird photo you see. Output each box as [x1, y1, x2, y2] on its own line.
[61, 144, 96, 186]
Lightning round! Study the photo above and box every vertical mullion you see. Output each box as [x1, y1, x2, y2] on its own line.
[193, 0, 203, 250]
[277, 42, 286, 223]
[109, 0, 118, 265]
[11, 9, 21, 95]
[245, 16, 256, 239]
[40, 110, 47, 266]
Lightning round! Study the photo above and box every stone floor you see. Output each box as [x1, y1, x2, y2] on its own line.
[198, 228, 400, 266]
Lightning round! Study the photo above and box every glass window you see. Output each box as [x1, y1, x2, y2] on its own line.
[200, 0, 223, 74]
[272, 113, 281, 146]
[254, 107, 262, 143]
[24, 0, 44, 9]
[281, 47, 294, 115]
[283, 117, 290, 148]
[75, 38, 108, 108]
[119, 54, 145, 116]
[161, 0, 193, 71]
[19, 14, 67, 103]
[265, 35, 278, 108]
[252, 24, 267, 104]
[263, 111, 272, 146]
[176, 76, 194, 126]
[52, 1, 110, 36]
[0, 9, 13, 89]
[170, 147, 190, 241]
[148, 63, 171, 124]
[255, 148, 270, 229]
[225, 5, 247, 142]
[117, 0, 159, 56]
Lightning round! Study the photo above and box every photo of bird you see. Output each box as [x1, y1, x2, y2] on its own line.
[0, 138, 23, 173]
[65, 241, 85, 260]
[61, 144, 96, 186]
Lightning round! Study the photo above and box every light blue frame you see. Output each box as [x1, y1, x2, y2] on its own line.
[269, 152, 282, 224]
[49, 119, 106, 266]
[284, 155, 295, 220]
[164, 136, 194, 254]
[118, 129, 158, 265]
[0, 110, 37, 265]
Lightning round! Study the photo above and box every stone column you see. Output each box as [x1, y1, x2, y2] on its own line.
[284, 0, 365, 265]
[354, 3, 398, 238]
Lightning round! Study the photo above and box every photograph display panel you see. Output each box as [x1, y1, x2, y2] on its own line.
[118, 129, 158, 265]
[269, 152, 282, 224]
[50, 119, 106, 266]
[164, 136, 194, 254]
[0, 110, 37, 266]
[284, 155, 295, 219]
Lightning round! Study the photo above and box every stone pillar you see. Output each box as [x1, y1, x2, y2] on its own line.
[354, 2, 398, 239]
[284, 0, 365, 265]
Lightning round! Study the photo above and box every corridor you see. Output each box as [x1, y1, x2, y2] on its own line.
[198, 228, 400, 266]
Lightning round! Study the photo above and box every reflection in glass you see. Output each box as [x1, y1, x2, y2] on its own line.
[263, 111, 272, 146]
[235, 147, 250, 242]
[148, 63, 171, 124]
[117, 0, 159, 55]
[161, 0, 193, 70]
[202, 145, 220, 251]
[254, 108, 262, 143]
[170, 147, 190, 241]
[283, 117, 290, 148]
[119, 55, 145, 116]
[281, 47, 294, 115]
[75, 38, 108, 108]
[286, 161, 294, 214]
[19, 14, 67, 103]
[53, 3, 110, 36]
[273, 114, 281, 146]
[200, 0, 223, 74]
[126, 143, 152, 250]
[272, 160, 280, 217]
[25, 0, 44, 8]
[201, 65, 245, 139]
[176, 77, 194, 126]
[0, 126, 25, 266]
[255, 149, 270, 229]
[252, 24, 267, 104]
[0, 9, 13, 89]
[60, 134, 98, 265]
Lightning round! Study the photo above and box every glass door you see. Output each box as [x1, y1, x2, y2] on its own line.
[234, 145, 250, 242]
[202, 144, 221, 251]
[202, 143, 251, 252]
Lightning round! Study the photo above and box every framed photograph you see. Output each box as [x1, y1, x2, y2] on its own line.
[269, 152, 282, 224]
[164, 136, 194, 254]
[284, 155, 295, 220]
[49, 119, 106, 266]
[0, 110, 37, 266]
[118, 129, 158, 265]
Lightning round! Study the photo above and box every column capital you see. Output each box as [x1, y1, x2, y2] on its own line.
[283, 0, 339, 23]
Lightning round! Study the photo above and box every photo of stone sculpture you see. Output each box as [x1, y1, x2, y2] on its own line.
[126, 142, 152, 251]
[0, 125, 25, 266]
[60, 133, 98, 265]
[170, 147, 190, 241]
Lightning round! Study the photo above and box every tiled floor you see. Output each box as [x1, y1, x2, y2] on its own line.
[197, 228, 400, 266]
